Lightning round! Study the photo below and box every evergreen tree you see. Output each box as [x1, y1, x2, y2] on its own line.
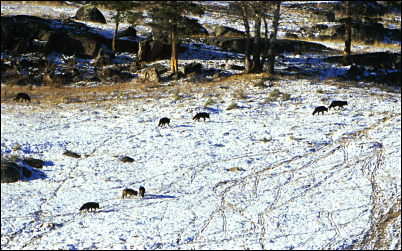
[147, 1, 204, 74]
[94, 1, 142, 55]
[343, 1, 352, 65]
[340, 1, 389, 65]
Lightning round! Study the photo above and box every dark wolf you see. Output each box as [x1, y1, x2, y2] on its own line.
[158, 117, 170, 127]
[13, 92, 31, 102]
[122, 188, 138, 198]
[312, 106, 328, 115]
[328, 100, 348, 110]
[79, 202, 99, 212]
[193, 112, 210, 121]
[139, 186, 145, 198]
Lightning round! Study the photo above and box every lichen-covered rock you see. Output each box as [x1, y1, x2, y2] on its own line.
[75, 4, 106, 24]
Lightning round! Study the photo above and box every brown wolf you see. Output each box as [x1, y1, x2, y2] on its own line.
[312, 106, 328, 115]
[79, 202, 99, 212]
[122, 188, 138, 198]
[193, 112, 210, 121]
[328, 100, 348, 110]
[13, 93, 31, 102]
[158, 117, 170, 127]
[139, 186, 145, 198]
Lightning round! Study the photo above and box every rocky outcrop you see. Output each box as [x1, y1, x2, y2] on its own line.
[23, 157, 44, 169]
[324, 52, 401, 86]
[75, 4, 106, 24]
[0, 158, 46, 182]
[214, 25, 244, 37]
[139, 67, 160, 83]
[1, 15, 137, 58]
[118, 26, 137, 38]
[138, 38, 171, 62]
[203, 38, 334, 54]
[1, 160, 20, 183]
[315, 22, 401, 44]
[181, 62, 202, 75]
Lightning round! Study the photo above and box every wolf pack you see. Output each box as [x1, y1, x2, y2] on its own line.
[79, 186, 146, 213]
[312, 100, 348, 115]
[12, 93, 347, 118]
[12, 92, 348, 213]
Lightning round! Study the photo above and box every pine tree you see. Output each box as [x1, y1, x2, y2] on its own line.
[94, 1, 142, 55]
[343, 1, 352, 65]
[340, 1, 389, 65]
[147, 1, 204, 74]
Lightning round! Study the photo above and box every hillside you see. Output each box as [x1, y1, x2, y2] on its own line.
[1, 1, 401, 250]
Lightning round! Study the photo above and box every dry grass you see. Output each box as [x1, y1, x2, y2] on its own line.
[1, 73, 245, 106]
[290, 36, 401, 52]
[4, 1, 71, 7]
[1, 82, 138, 105]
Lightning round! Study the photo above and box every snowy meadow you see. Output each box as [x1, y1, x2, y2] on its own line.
[1, 1, 401, 250]
[2, 77, 400, 249]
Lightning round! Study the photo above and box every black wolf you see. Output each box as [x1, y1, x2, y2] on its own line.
[79, 202, 99, 212]
[193, 112, 210, 121]
[139, 186, 145, 198]
[13, 93, 31, 102]
[158, 117, 170, 127]
[122, 188, 138, 198]
[312, 106, 328, 115]
[328, 100, 348, 110]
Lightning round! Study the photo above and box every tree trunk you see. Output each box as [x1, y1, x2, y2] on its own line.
[267, 1, 281, 75]
[112, 11, 120, 55]
[250, 13, 261, 73]
[241, 3, 251, 72]
[260, 15, 269, 68]
[343, 1, 352, 66]
[171, 27, 178, 74]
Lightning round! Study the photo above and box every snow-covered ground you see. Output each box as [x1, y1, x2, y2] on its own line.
[1, 1, 401, 250]
[2, 77, 401, 249]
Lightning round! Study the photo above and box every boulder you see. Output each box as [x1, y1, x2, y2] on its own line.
[138, 38, 171, 62]
[120, 156, 134, 163]
[118, 26, 137, 38]
[180, 19, 209, 37]
[214, 25, 244, 37]
[23, 157, 44, 169]
[1, 160, 20, 183]
[94, 48, 111, 66]
[1, 15, 118, 58]
[151, 63, 168, 75]
[228, 64, 245, 71]
[181, 62, 202, 75]
[139, 67, 160, 83]
[115, 39, 138, 53]
[13, 40, 30, 55]
[311, 10, 335, 22]
[75, 4, 106, 24]
[130, 60, 142, 72]
[324, 52, 401, 70]
[138, 39, 150, 61]
[63, 150, 81, 158]
[44, 31, 106, 58]
[99, 67, 120, 79]
[204, 38, 334, 55]
[1, 15, 51, 51]
[347, 64, 364, 78]
[317, 22, 400, 44]
[285, 32, 299, 39]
